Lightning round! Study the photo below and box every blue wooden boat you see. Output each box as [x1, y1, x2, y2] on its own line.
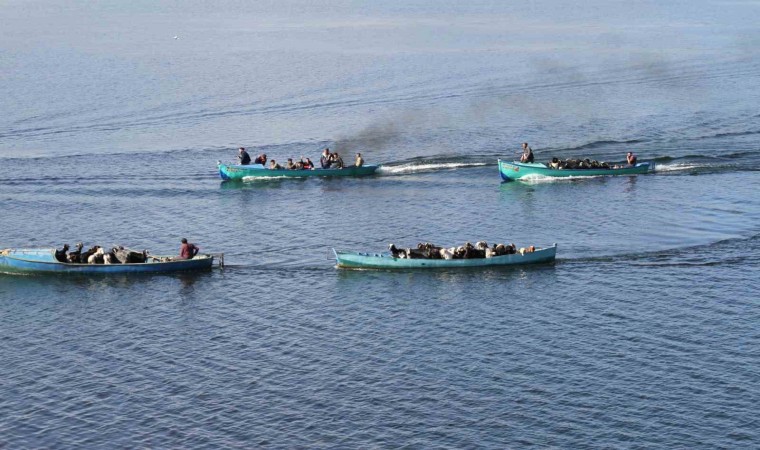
[498, 160, 654, 181]
[218, 162, 379, 181]
[0, 248, 216, 275]
[333, 244, 557, 269]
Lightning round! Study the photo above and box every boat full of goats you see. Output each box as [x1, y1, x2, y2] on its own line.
[333, 241, 557, 270]
[218, 162, 379, 181]
[0, 245, 222, 275]
[498, 159, 654, 181]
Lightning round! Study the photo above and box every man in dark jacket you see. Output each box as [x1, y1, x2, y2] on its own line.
[238, 147, 251, 165]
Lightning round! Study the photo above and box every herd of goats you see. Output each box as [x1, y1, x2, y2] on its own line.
[548, 158, 619, 170]
[388, 242, 536, 260]
[56, 243, 153, 264]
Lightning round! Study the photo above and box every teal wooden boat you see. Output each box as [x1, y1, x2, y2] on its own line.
[0, 248, 217, 275]
[218, 162, 379, 181]
[333, 244, 557, 270]
[498, 160, 653, 181]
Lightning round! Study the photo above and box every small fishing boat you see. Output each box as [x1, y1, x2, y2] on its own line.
[218, 162, 379, 181]
[498, 160, 654, 181]
[0, 248, 219, 275]
[333, 244, 557, 270]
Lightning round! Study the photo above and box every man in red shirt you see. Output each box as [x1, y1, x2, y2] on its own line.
[179, 238, 199, 259]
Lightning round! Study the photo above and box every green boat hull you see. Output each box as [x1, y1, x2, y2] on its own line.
[498, 160, 653, 181]
[333, 244, 557, 270]
[218, 163, 379, 181]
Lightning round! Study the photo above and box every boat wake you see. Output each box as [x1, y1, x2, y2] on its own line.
[511, 173, 604, 184]
[652, 162, 705, 173]
[560, 233, 760, 267]
[378, 161, 488, 175]
[240, 175, 302, 182]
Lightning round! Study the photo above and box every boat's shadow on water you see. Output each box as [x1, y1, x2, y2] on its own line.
[219, 179, 306, 190]
[334, 261, 557, 283]
[0, 269, 216, 291]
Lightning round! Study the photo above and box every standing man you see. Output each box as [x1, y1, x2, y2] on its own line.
[179, 238, 199, 260]
[320, 148, 332, 169]
[238, 147, 251, 165]
[626, 152, 637, 166]
[354, 152, 364, 167]
[520, 142, 534, 163]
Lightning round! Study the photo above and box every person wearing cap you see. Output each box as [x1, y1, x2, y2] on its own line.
[626, 152, 637, 166]
[355, 152, 364, 167]
[238, 147, 251, 165]
[179, 238, 199, 260]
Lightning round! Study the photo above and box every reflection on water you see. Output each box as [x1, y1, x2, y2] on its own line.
[219, 178, 307, 190]
[624, 174, 639, 194]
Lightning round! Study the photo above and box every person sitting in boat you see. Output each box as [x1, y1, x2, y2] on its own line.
[627, 152, 637, 166]
[329, 151, 344, 169]
[548, 157, 561, 169]
[54, 244, 69, 263]
[269, 159, 283, 170]
[303, 158, 314, 169]
[238, 147, 251, 165]
[254, 153, 267, 165]
[520, 142, 534, 163]
[285, 158, 297, 170]
[179, 238, 199, 260]
[320, 148, 332, 169]
[355, 152, 364, 167]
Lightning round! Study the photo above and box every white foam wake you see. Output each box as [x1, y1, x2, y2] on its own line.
[654, 162, 705, 172]
[515, 173, 600, 183]
[241, 175, 298, 182]
[378, 162, 488, 175]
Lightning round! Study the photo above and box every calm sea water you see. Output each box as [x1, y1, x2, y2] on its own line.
[2, 1, 759, 448]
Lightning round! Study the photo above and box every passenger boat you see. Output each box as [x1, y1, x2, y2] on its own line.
[333, 244, 557, 270]
[218, 162, 379, 181]
[0, 248, 218, 275]
[498, 160, 653, 181]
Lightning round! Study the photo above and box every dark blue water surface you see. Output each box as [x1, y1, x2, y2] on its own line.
[2, 1, 759, 448]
